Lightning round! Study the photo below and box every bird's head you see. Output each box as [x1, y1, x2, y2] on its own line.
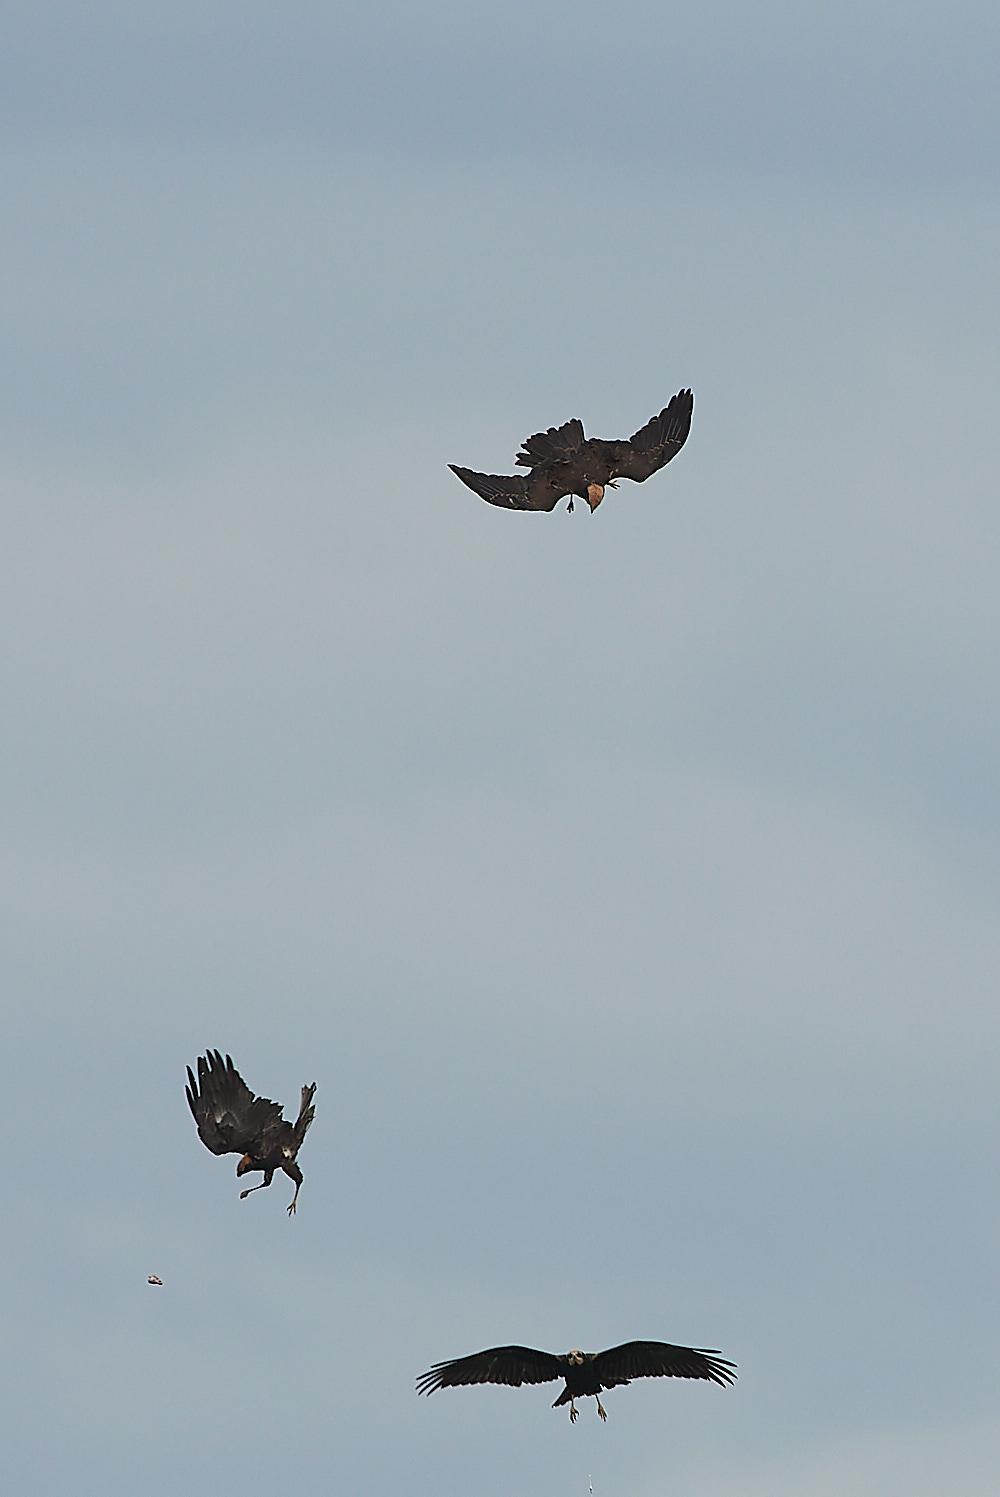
[236, 1153, 256, 1177]
[585, 483, 605, 511]
[567, 1350, 586, 1365]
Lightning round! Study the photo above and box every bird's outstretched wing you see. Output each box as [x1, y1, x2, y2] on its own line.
[449, 466, 530, 507]
[186, 1050, 285, 1156]
[601, 389, 694, 483]
[449, 465, 565, 511]
[515, 417, 585, 469]
[591, 1341, 736, 1389]
[417, 1345, 565, 1394]
[293, 1083, 317, 1150]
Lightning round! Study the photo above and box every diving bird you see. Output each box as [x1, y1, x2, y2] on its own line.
[450, 388, 693, 512]
[416, 1339, 735, 1422]
[186, 1050, 316, 1214]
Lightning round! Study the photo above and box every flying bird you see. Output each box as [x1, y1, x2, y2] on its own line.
[147, 1275, 163, 1285]
[450, 388, 693, 513]
[186, 1050, 316, 1214]
[416, 1339, 735, 1422]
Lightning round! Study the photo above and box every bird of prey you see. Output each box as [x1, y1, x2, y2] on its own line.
[416, 1339, 735, 1422]
[450, 388, 693, 513]
[185, 1050, 317, 1215]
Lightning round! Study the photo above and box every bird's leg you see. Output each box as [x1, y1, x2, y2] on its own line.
[569, 1400, 578, 1423]
[283, 1160, 304, 1215]
[240, 1169, 274, 1201]
[596, 1397, 607, 1421]
[567, 497, 574, 513]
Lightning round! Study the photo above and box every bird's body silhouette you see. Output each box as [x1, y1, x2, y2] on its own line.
[417, 1338, 735, 1421]
[186, 1050, 316, 1214]
[450, 389, 693, 512]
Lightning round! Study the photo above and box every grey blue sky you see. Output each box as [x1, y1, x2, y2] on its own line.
[2, 4, 999, 1494]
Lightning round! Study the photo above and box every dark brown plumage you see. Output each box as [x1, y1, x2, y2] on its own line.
[450, 388, 693, 512]
[185, 1050, 316, 1215]
[416, 1339, 735, 1421]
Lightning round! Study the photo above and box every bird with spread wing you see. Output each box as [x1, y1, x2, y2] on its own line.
[417, 1338, 735, 1421]
[450, 388, 693, 513]
[186, 1050, 316, 1214]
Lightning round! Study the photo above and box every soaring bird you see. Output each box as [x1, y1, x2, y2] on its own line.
[416, 1339, 735, 1422]
[185, 1050, 316, 1214]
[450, 388, 693, 513]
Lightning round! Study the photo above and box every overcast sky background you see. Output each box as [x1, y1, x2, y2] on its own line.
[2, 3, 999, 1494]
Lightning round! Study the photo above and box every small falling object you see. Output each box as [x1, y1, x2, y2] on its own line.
[147, 1275, 163, 1285]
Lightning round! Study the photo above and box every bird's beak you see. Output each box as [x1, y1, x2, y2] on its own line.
[586, 483, 605, 511]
